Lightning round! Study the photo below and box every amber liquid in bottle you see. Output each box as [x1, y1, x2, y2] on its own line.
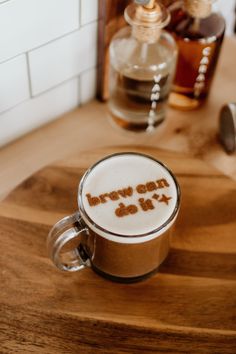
[167, 4, 225, 110]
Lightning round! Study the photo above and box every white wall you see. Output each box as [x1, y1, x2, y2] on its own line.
[214, 0, 235, 35]
[0, 0, 98, 147]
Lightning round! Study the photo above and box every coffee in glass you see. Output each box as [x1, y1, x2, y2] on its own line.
[47, 152, 180, 282]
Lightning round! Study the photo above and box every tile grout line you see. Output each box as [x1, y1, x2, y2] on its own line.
[28, 21, 97, 55]
[79, 67, 98, 105]
[77, 75, 81, 107]
[31, 69, 95, 99]
[0, 20, 97, 66]
[0, 74, 85, 117]
[0, 98, 30, 117]
[25, 52, 33, 98]
[79, 0, 100, 27]
[0, 52, 26, 66]
[78, 0, 81, 29]
[0, 0, 11, 5]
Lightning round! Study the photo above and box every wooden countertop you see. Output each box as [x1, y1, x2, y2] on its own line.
[0, 37, 236, 201]
[1, 145, 236, 353]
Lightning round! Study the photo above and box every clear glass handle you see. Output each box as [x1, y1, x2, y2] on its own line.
[47, 212, 91, 272]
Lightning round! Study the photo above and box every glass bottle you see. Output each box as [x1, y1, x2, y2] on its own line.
[167, 0, 225, 110]
[108, 0, 177, 133]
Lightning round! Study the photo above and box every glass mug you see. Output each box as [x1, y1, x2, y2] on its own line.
[47, 152, 181, 282]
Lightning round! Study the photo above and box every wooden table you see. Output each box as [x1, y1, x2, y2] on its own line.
[1, 37, 236, 353]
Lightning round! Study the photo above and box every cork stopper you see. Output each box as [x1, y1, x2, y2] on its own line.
[125, 0, 170, 43]
[184, 0, 215, 19]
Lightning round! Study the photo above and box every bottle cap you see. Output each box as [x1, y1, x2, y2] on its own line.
[125, 0, 170, 42]
[219, 103, 236, 154]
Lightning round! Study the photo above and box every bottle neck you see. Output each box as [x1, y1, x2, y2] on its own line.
[132, 25, 161, 43]
[184, 0, 213, 19]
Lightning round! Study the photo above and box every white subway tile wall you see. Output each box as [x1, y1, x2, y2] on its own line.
[81, 0, 99, 25]
[80, 67, 97, 104]
[0, 0, 80, 63]
[0, 54, 30, 113]
[29, 22, 97, 96]
[0, 79, 79, 147]
[0, 0, 98, 147]
[214, 0, 236, 35]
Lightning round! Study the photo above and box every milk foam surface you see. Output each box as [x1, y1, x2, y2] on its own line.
[81, 154, 178, 237]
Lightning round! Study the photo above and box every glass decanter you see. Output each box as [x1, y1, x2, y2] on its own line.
[108, 0, 177, 132]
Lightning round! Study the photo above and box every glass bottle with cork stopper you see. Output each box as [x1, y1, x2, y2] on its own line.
[108, 0, 177, 133]
[167, 0, 225, 110]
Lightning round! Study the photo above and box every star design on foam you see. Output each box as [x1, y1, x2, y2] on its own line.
[159, 194, 172, 205]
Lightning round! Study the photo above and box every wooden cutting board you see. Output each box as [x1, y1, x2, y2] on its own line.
[1, 146, 236, 353]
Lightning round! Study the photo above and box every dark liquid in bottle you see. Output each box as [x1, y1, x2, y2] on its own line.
[167, 7, 225, 110]
[109, 69, 170, 132]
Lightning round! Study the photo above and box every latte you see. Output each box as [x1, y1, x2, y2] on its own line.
[79, 153, 179, 243]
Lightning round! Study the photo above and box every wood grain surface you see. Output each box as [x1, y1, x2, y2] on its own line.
[1, 146, 236, 353]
